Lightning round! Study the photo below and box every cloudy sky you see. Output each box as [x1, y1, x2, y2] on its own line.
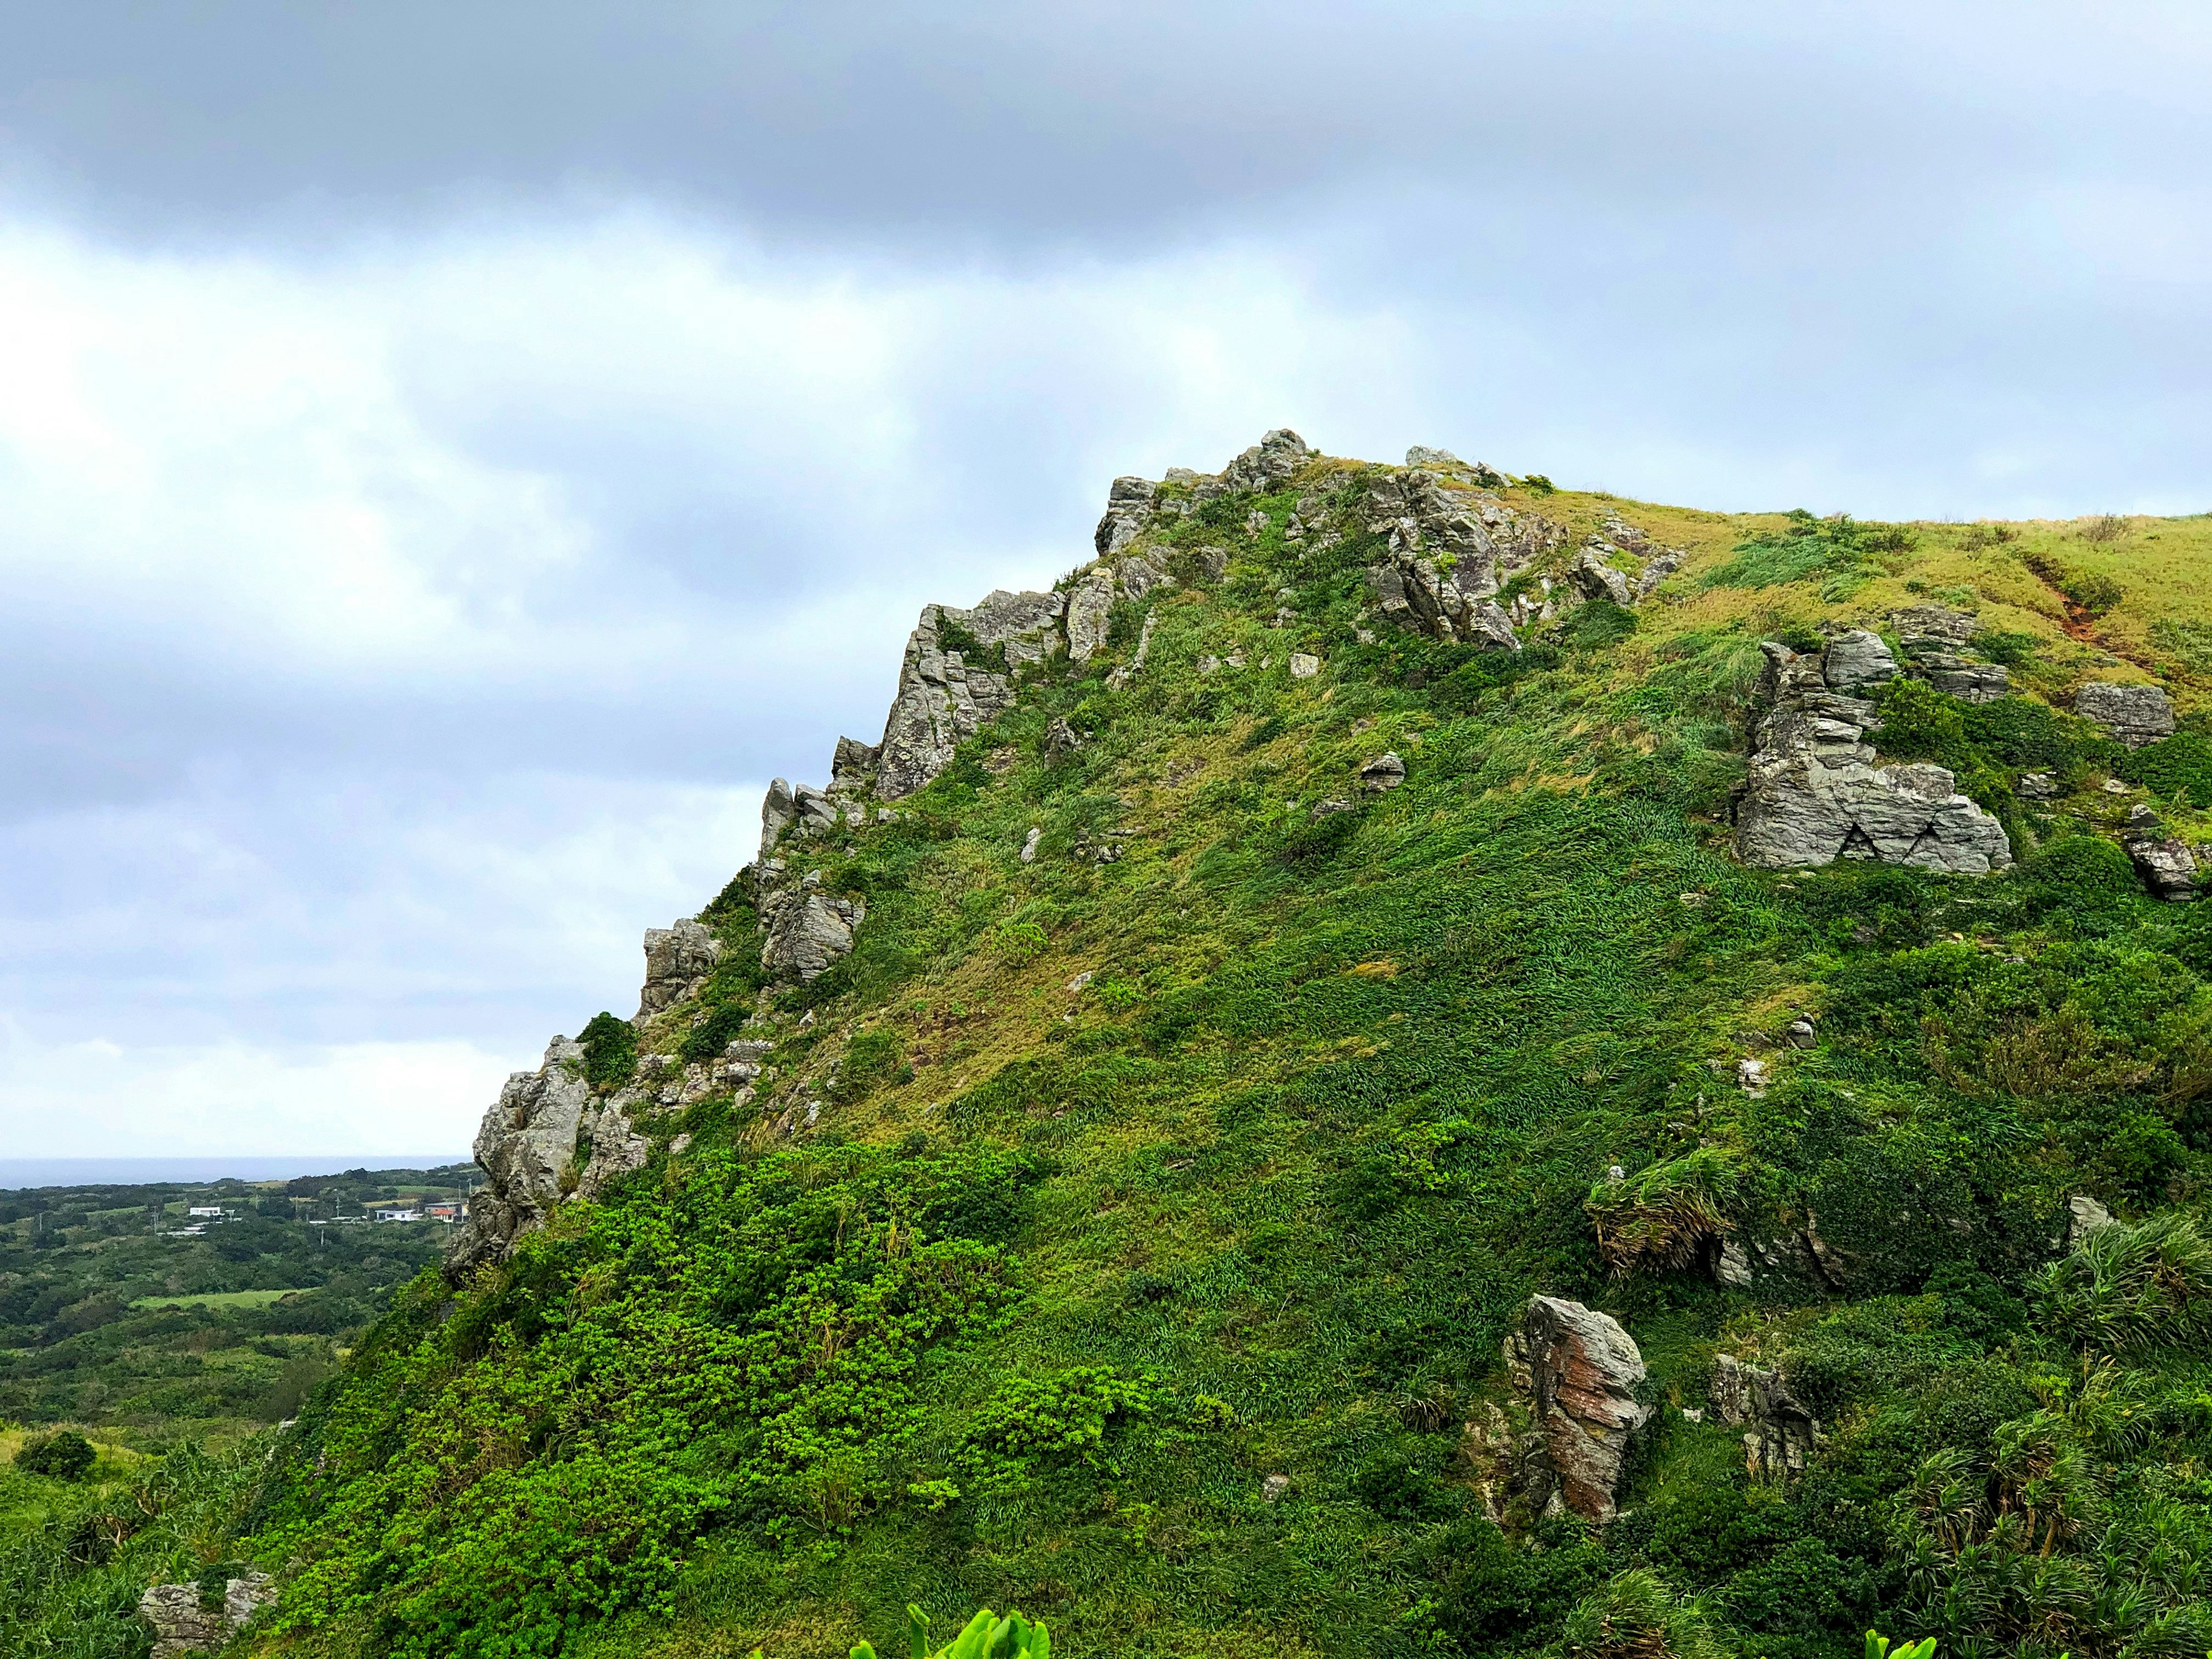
[2, 2, 2208, 1158]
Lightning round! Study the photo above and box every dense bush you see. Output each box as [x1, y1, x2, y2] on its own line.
[15, 1430, 94, 1482]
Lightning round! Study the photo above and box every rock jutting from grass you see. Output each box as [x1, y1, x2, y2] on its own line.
[2075, 680, 2176, 749]
[2124, 805, 2202, 901]
[1502, 1295, 1654, 1523]
[1734, 641, 2014, 873]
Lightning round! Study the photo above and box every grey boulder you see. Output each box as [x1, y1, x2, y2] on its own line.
[1712, 1354, 1819, 1482]
[449, 1036, 593, 1273]
[1359, 752, 1407, 791]
[1569, 543, 1634, 608]
[757, 868, 866, 981]
[140, 1574, 275, 1659]
[2075, 681, 2176, 748]
[1735, 643, 2013, 873]
[1065, 567, 1116, 665]
[1503, 1296, 1653, 1522]
[638, 919, 722, 1018]
[1094, 475, 1157, 557]
[1820, 628, 1898, 694]
[1219, 427, 1310, 493]
[2124, 805, 2200, 901]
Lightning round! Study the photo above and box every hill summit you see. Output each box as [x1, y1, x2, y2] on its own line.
[215, 434, 2212, 1657]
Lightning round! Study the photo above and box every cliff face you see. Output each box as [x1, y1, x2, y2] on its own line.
[273, 433, 2212, 1659]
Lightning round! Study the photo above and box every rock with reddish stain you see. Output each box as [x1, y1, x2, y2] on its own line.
[1502, 1294, 1653, 1522]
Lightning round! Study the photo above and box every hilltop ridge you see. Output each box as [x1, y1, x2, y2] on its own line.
[79, 431, 2212, 1659]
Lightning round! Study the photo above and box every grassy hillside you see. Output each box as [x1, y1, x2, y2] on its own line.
[51, 454, 2212, 1659]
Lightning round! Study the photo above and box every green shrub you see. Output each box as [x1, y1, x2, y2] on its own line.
[577, 1009, 638, 1090]
[677, 1001, 750, 1065]
[2030, 1214, 2212, 1352]
[2119, 732, 2212, 809]
[16, 1429, 95, 1481]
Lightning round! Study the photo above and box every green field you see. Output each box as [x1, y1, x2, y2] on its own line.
[128, 1289, 305, 1311]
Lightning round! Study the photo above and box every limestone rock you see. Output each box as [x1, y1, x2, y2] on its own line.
[1219, 427, 1310, 493]
[1044, 715, 1081, 763]
[1117, 549, 1172, 600]
[1889, 605, 1980, 652]
[1405, 445, 1510, 487]
[638, 919, 722, 1018]
[1735, 643, 2013, 873]
[1569, 544, 1634, 608]
[1910, 654, 2010, 703]
[2069, 1193, 2116, 1245]
[1094, 475, 1157, 557]
[1503, 1296, 1653, 1522]
[1020, 826, 1041, 864]
[1065, 568, 1116, 666]
[2075, 681, 2176, 748]
[793, 783, 842, 834]
[1715, 1237, 1753, 1287]
[140, 1574, 274, 1658]
[876, 590, 1066, 798]
[1289, 652, 1320, 679]
[1820, 628, 1899, 694]
[1712, 1354, 1818, 1481]
[577, 1099, 650, 1200]
[759, 778, 796, 858]
[450, 1036, 594, 1273]
[831, 737, 880, 790]
[2019, 771, 2059, 799]
[1359, 752, 1407, 791]
[2124, 805, 2200, 901]
[756, 868, 866, 981]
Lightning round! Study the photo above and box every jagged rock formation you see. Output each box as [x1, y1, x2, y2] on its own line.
[1094, 475, 1157, 556]
[755, 863, 866, 979]
[2124, 805, 2200, 901]
[452, 1025, 665, 1275]
[1501, 1295, 1654, 1522]
[877, 590, 1066, 799]
[2075, 681, 2176, 748]
[1889, 605, 2009, 701]
[1404, 444, 1510, 488]
[139, 1575, 274, 1658]
[1819, 627, 1899, 694]
[1712, 1354, 1819, 1481]
[1362, 469, 1558, 647]
[1734, 642, 2014, 873]
[1219, 427, 1311, 494]
[638, 919, 722, 1018]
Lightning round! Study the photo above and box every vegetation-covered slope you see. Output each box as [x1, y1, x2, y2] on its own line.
[51, 442, 2212, 1659]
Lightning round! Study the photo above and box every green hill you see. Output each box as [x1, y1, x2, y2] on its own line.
[30, 434, 2212, 1659]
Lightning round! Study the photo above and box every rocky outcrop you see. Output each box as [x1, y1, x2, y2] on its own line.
[2124, 805, 2200, 901]
[756, 864, 865, 980]
[831, 737, 880, 790]
[1884, 605, 2010, 702]
[1569, 544, 1634, 608]
[1361, 469, 1553, 648]
[2069, 1193, 2116, 1245]
[1094, 475, 1157, 557]
[139, 1574, 274, 1658]
[1405, 445, 1510, 488]
[448, 1033, 665, 1275]
[1219, 427, 1310, 494]
[638, 919, 722, 1018]
[1105, 608, 1158, 691]
[1820, 628, 1899, 694]
[1502, 1296, 1654, 1522]
[876, 590, 1065, 798]
[2075, 681, 2176, 748]
[450, 1036, 593, 1272]
[759, 778, 796, 857]
[1712, 1354, 1819, 1481]
[1734, 642, 2013, 873]
[1359, 752, 1406, 791]
[1065, 568, 1115, 666]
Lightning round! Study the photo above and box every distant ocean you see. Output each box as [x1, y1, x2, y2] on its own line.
[0, 1156, 472, 1191]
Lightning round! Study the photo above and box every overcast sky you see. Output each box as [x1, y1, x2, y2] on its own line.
[2, 2, 2208, 1158]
